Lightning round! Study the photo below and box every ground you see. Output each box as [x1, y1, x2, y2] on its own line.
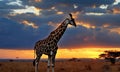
[0, 59, 120, 72]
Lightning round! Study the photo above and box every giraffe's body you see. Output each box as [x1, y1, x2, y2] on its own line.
[33, 14, 76, 72]
[34, 19, 67, 55]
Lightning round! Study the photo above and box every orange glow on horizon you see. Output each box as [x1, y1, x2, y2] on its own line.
[0, 48, 120, 59]
[0, 49, 33, 59]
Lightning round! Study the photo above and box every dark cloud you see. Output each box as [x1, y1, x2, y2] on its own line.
[41, 10, 57, 16]
[77, 14, 120, 27]
[108, 3, 120, 10]
[32, 0, 115, 9]
[0, 17, 53, 49]
[0, 0, 24, 9]
[0, 9, 12, 17]
[83, 7, 107, 13]
[0, 0, 25, 18]
[1, 15, 120, 49]
[59, 26, 120, 48]
[9, 13, 65, 27]
[1, 0, 120, 49]
[0, 0, 116, 17]
[20, 0, 115, 14]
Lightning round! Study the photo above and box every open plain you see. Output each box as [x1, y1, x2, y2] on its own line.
[0, 59, 120, 72]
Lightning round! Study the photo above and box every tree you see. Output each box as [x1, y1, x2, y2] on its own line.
[99, 50, 120, 64]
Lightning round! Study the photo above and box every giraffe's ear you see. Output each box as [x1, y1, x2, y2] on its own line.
[69, 13, 77, 27]
[69, 13, 73, 19]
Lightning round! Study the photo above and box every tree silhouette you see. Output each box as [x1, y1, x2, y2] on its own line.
[99, 50, 120, 64]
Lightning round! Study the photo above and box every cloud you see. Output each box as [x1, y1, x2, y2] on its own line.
[32, 0, 115, 9]
[107, 3, 120, 14]
[1, 15, 120, 49]
[1, 0, 120, 50]
[9, 13, 65, 27]
[0, 17, 53, 49]
[83, 7, 108, 13]
[0, 0, 24, 9]
[19, 0, 115, 14]
[22, 20, 38, 28]
[0, 9, 12, 17]
[0, 0, 116, 17]
[59, 26, 120, 48]
[77, 14, 120, 27]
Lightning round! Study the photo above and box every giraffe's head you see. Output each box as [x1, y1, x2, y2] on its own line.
[68, 13, 77, 27]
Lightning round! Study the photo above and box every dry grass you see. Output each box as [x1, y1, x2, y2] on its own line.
[0, 60, 120, 72]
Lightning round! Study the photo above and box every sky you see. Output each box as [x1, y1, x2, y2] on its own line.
[0, 0, 120, 59]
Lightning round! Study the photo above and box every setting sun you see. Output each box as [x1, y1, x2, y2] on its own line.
[0, 48, 120, 59]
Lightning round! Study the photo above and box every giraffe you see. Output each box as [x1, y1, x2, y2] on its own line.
[33, 13, 76, 72]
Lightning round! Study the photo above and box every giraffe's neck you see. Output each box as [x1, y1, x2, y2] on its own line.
[48, 18, 69, 43]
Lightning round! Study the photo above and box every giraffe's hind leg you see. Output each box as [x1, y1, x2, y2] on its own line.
[34, 54, 42, 72]
[33, 54, 41, 66]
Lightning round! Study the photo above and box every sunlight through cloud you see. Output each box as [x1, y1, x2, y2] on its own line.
[109, 27, 120, 34]
[35, 0, 42, 2]
[85, 13, 105, 16]
[99, 5, 108, 9]
[22, 20, 38, 29]
[7, 0, 23, 6]
[113, 0, 120, 5]
[73, 4, 78, 9]
[12, 6, 42, 16]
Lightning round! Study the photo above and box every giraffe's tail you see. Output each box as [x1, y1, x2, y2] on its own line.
[33, 59, 35, 66]
[34, 47, 36, 58]
[33, 47, 36, 66]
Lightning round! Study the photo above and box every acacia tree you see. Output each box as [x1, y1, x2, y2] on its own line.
[99, 50, 120, 64]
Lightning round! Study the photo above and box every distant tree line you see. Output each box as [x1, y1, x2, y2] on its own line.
[99, 50, 120, 64]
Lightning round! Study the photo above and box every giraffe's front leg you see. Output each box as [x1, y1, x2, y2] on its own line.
[47, 55, 51, 72]
[51, 54, 56, 72]
[35, 60, 38, 72]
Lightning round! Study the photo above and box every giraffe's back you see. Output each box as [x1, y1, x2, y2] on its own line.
[34, 39, 58, 55]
